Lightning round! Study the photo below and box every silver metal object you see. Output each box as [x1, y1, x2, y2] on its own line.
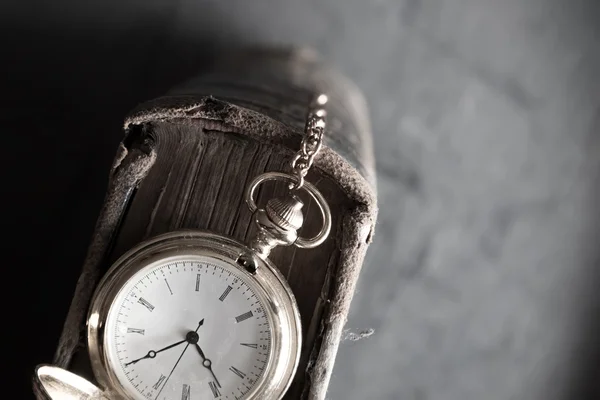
[87, 232, 301, 400]
[290, 94, 328, 190]
[245, 172, 332, 258]
[35, 365, 109, 400]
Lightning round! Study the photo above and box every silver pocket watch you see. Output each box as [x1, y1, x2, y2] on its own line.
[36, 95, 331, 400]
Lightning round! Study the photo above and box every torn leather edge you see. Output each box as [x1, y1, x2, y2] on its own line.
[51, 140, 157, 369]
[305, 207, 374, 400]
[124, 95, 378, 213]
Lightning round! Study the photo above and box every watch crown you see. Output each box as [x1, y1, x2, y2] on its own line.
[265, 196, 304, 231]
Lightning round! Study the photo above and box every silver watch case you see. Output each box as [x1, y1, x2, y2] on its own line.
[87, 230, 302, 400]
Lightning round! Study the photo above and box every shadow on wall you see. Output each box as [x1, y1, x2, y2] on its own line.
[552, 3, 600, 400]
[0, 4, 222, 397]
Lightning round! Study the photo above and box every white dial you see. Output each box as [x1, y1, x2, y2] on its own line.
[103, 256, 272, 400]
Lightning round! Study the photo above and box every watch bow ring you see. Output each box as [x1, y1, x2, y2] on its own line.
[245, 171, 332, 252]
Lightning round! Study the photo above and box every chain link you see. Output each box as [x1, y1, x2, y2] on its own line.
[290, 94, 328, 189]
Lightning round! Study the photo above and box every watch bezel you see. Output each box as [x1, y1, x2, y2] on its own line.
[87, 230, 301, 400]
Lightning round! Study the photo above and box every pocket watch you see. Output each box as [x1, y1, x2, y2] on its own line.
[36, 95, 331, 400]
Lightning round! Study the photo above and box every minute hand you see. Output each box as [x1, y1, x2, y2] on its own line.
[125, 339, 187, 366]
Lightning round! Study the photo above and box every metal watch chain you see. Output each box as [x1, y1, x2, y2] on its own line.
[290, 94, 328, 190]
[240, 94, 332, 269]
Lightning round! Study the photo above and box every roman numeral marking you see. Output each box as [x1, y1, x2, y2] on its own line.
[195, 274, 201, 291]
[181, 384, 190, 400]
[240, 343, 258, 349]
[164, 278, 173, 295]
[235, 311, 253, 323]
[208, 381, 221, 397]
[152, 374, 166, 390]
[137, 297, 154, 312]
[127, 328, 145, 335]
[219, 285, 233, 302]
[229, 366, 246, 379]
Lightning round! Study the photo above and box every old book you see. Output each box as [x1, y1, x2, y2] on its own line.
[33, 47, 377, 400]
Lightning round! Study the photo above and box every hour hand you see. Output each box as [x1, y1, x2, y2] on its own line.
[125, 339, 187, 366]
[193, 343, 221, 388]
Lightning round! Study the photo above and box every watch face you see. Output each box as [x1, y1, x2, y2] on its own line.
[88, 232, 300, 400]
[104, 256, 271, 400]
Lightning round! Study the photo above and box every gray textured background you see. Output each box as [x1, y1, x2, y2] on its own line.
[4, 0, 600, 399]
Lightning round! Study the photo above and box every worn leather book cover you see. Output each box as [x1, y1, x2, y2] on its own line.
[33, 47, 377, 400]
